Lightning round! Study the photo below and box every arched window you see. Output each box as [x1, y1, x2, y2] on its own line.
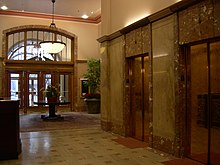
[7, 30, 72, 62]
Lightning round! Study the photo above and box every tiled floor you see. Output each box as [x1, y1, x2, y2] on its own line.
[0, 126, 173, 165]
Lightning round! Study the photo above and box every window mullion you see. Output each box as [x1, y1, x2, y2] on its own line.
[24, 31, 27, 60]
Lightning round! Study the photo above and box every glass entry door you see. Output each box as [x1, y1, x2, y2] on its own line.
[42, 73, 52, 102]
[186, 41, 220, 165]
[10, 73, 21, 101]
[130, 55, 149, 142]
[59, 74, 70, 102]
[28, 73, 38, 106]
[9, 71, 71, 112]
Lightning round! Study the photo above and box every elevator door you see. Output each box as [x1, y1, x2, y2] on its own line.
[187, 41, 220, 165]
[130, 56, 149, 142]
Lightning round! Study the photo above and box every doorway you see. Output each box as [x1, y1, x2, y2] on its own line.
[8, 71, 71, 113]
[185, 40, 220, 165]
[129, 55, 149, 142]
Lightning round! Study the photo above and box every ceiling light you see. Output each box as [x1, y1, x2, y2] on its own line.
[39, 0, 66, 54]
[82, 14, 89, 19]
[40, 41, 66, 54]
[1, 5, 8, 10]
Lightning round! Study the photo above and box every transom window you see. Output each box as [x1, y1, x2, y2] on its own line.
[7, 30, 72, 61]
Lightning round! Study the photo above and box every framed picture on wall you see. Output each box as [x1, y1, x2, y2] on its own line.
[80, 78, 88, 97]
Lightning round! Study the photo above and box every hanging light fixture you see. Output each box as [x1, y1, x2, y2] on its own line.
[40, 0, 66, 54]
[0, 5, 8, 10]
[0, 0, 8, 10]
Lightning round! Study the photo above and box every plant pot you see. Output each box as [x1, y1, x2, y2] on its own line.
[47, 97, 58, 103]
[84, 98, 100, 114]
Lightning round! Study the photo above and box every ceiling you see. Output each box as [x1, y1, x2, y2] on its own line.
[0, 0, 101, 22]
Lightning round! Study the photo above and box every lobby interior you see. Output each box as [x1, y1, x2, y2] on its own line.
[0, 0, 220, 165]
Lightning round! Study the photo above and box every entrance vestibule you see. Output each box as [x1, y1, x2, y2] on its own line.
[2, 26, 76, 113]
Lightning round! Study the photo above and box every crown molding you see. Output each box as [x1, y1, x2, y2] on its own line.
[97, 31, 123, 43]
[0, 10, 101, 24]
[97, 0, 206, 43]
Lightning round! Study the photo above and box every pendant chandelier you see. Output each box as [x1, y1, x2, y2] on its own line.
[39, 0, 66, 54]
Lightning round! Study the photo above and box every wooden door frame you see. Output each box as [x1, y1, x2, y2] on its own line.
[4, 69, 73, 113]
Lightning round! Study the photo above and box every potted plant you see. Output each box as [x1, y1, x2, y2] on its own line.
[41, 84, 59, 102]
[83, 58, 100, 114]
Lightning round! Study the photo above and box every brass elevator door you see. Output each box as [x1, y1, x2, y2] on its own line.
[130, 56, 149, 142]
[186, 41, 220, 165]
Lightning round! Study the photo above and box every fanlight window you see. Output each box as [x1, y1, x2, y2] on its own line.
[7, 30, 72, 61]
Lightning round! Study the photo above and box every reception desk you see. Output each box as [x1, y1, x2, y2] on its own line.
[0, 99, 22, 160]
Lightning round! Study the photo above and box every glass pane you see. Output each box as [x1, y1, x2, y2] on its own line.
[10, 73, 20, 100]
[59, 74, 69, 101]
[8, 34, 14, 59]
[16, 32, 24, 60]
[28, 74, 38, 106]
[66, 38, 72, 61]
[44, 74, 52, 101]
[210, 41, 220, 165]
[26, 44, 38, 60]
[8, 32, 25, 60]
[190, 44, 208, 163]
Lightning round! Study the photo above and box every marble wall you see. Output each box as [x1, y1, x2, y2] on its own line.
[100, 41, 111, 131]
[179, 0, 220, 44]
[100, 36, 125, 135]
[152, 15, 177, 153]
[109, 37, 125, 134]
[99, 0, 220, 157]
[124, 24, 152, 138]
[100, 15, 179, 154]
[125, 26, 151, 57]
